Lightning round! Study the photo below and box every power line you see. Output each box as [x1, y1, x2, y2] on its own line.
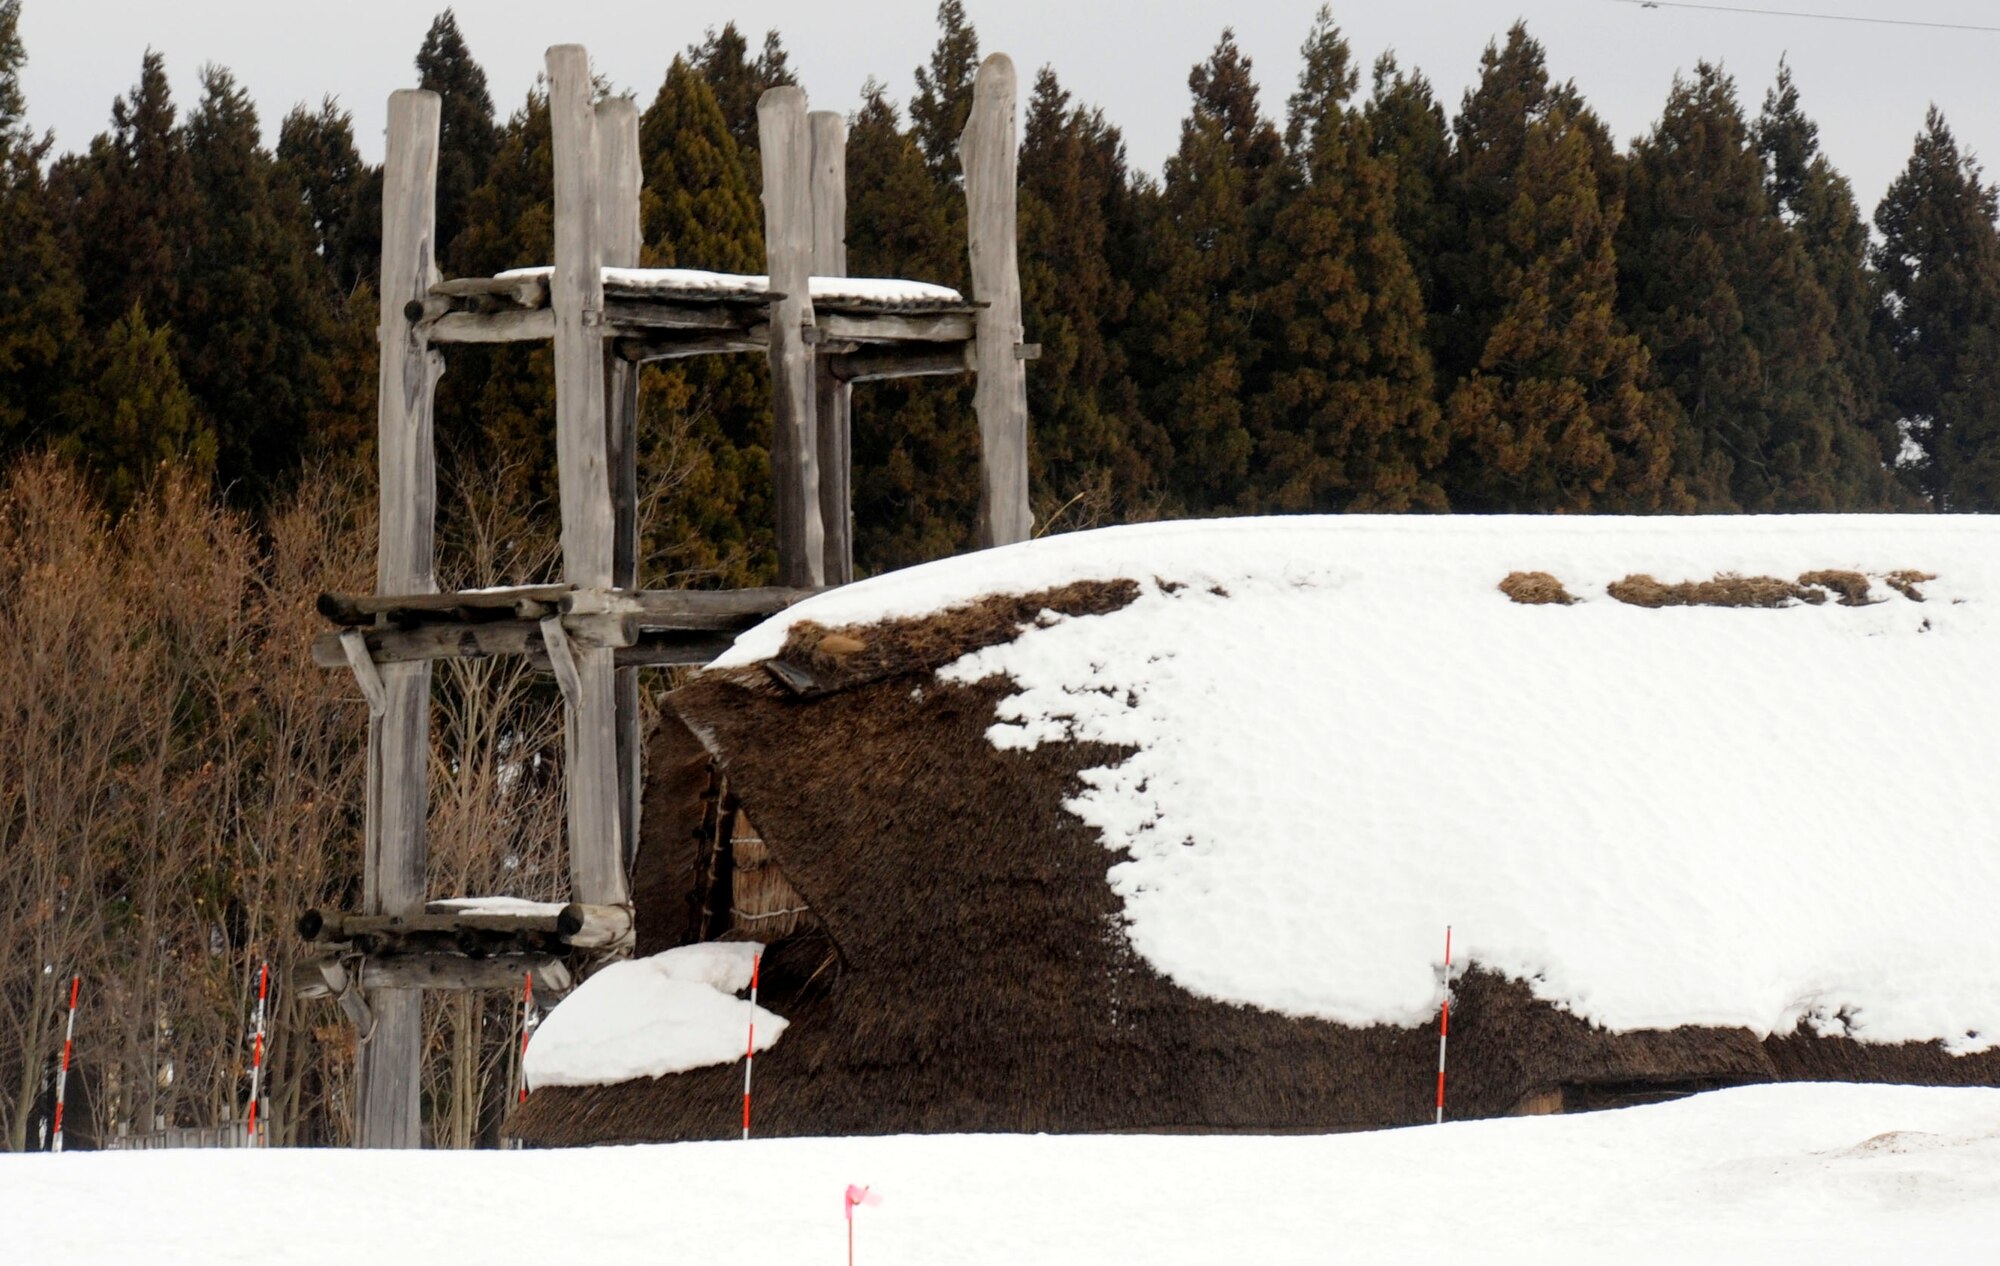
[1607, 0, 2000, 34]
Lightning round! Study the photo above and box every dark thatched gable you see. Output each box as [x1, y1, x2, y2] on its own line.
[507, 585, 2000, 1146]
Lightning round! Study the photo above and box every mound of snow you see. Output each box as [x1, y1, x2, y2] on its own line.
[525, 942, 781, 1088]
[719, 515, 2000, 1049]
[11, 1085, 2000, 1263]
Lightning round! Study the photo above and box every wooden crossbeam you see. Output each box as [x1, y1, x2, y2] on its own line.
[300, 901, 632, 950]
[297, 955, 573, 998]
[809, 311, 974, 344]
[318, 584, 810, 629]
[312, 622, 734, 670]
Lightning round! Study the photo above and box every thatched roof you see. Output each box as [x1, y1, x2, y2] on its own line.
[507, 516, 2000, 1145]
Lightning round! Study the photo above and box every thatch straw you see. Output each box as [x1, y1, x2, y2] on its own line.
[1883, 570, 1936, 602]
[1607, 573, 1822, 608]
[763, 579, 1142, 694]
[512, 576, 1998, 1146]
[729, 811, 815, 941]
[1499, 571, 1578, 605]
[1797, 570, 1876, 607]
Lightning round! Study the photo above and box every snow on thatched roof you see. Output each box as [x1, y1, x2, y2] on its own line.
[717, 514, 2000, 1052]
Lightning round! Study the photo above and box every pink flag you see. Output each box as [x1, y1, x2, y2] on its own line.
[844, 1184, 882, 1222]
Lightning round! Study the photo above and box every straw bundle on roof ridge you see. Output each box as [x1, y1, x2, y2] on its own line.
[757, 578, 1142, 694]
[1499, 571, 1578, 605]
[1603, 569, 1939, 609]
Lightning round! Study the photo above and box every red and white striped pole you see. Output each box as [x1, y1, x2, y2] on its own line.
[516, 972, 537, 1104]
[52, 973, 79, 1153]
[245, 960, 270, 1144]
[741, 952, 762, 1140]
[1435, 926, 1452, 1125]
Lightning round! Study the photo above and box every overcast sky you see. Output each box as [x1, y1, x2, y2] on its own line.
[16, 1, 2000, 218]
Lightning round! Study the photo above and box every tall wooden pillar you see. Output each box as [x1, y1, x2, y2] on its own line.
[758, 87, 824, 588]
[548, 46, 629, 908]
[963, 54, 1032, 548]
[358, 88, 441, 1150]
[808, 110, 853, 585]
[596, 95, 644, 868]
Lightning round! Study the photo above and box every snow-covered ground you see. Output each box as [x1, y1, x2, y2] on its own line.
[10, 1085, 1998, 1263]
[717, 516, 2000, 1050]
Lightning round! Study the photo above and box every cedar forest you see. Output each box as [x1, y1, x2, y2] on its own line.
[1, 1, 1998, 1148]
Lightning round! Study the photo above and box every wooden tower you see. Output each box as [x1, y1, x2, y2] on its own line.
[302, 45, 1033, 1147]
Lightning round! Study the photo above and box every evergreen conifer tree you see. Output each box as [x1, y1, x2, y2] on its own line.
[1437, 26, 1676, 511]
[1873, 108, 2000, 510]
[1249, 8, 1443, 510]
[56, 52, 194, 334]
[910, 1, 980, 184]
[1125, 30, 1284, 513]
[416, 9, 499, 272]
[844, 82, 977, 569]
[1619, 63, 1859, 510]
[1018, 66, 1152, 523]
[0, 0, 83, 451]
[177, 66, 336, 499]
[637, 57, 776, 584]
[1363, 53, 1451, 323]
[686, 23, 793, 192]
[277, 98, 373, 294]
[438, 87, 555, 511]
[58, 303, 212, 514]
[1753, 63, 1902, 506]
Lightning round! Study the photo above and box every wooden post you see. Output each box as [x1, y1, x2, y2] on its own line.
[548, 45, 629, 908]
[808, 110, 853, 585]
[962, 54, 1032, 548]
[359, 87, 441, 1150]
[758, 87, 824, 588]
[597, 94, 644, 869]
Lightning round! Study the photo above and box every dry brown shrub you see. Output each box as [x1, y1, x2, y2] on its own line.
[1883, 570, 1937, 602]
[1797, 570, 1876, 606]
[1499, 571, 1577, 605]
[1606, 573, 1823, 609]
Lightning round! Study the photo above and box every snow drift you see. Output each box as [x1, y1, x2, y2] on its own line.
[525, 942, 782, 1088]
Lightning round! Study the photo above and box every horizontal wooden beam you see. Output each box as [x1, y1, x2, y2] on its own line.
[559, 585, 814, 628]
[431, 274, 548, 307]
[320, 585, 811, 630]
[617, 334, 768, 362]
[427, 308, 554, 343]
[301, 901, 632, 950]
[311, 621, 735, 669]
[809, 311, 974, 344]
[319, 584, 573, 627]
[427, 304, 978, 348]
[296, 954, 572, 998]
[830, 342, 974, 383]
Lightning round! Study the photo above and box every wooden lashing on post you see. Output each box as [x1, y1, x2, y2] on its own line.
[759, 87, 825, 588]
[963, 54, 1033, 548]
[809, 110, 854, 585]
[358, 87, 441, 1150]
[548, 45, 630, 908]
[597, 95, 644, 868]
